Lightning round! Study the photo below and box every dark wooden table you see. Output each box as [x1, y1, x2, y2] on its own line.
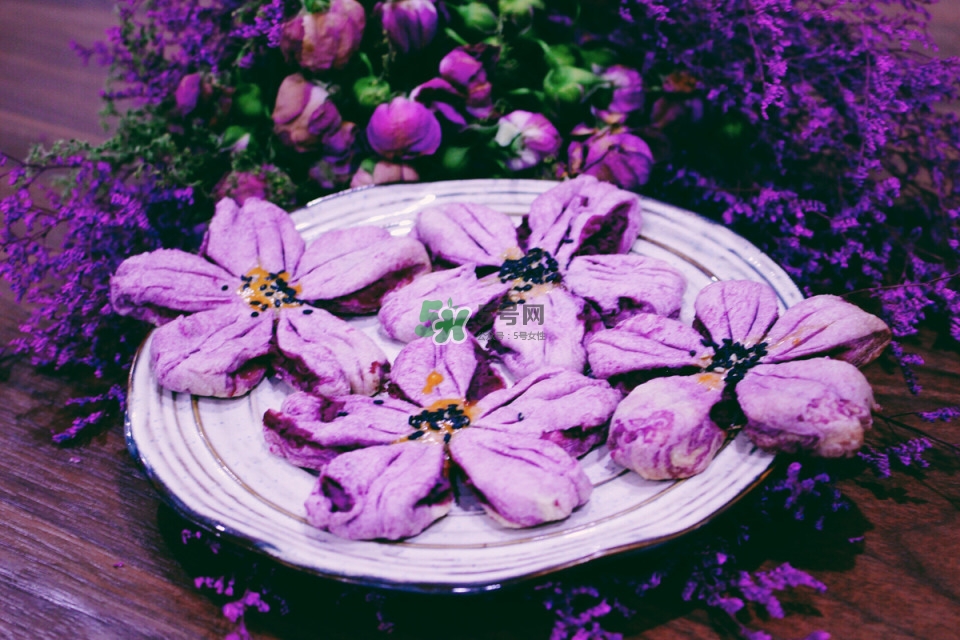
[2, 2, 960, 638]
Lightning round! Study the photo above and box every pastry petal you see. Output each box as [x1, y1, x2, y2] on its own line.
[738, 359, 876, 457]
[110, 249, 235, 325]
[585, 313, 712, 379]
[413, 203, 520, 267]
[305, 442, 451, 540]
[694, 280, 779, 348]
[761, 295, 892, 367]
[566, 254, 686, 325]
[390, 336, 480, 406]
[274, 307, 388, 397]
[149, 302, 273, 397]
[608, 376, 726, 480]
[494, 287, 586, 378]
[475, 368, 620, 457]
[263, 392, 416, 469]
[296, 226, 430, 313]
[449, 429, 591, 528]
[200, 198, 305, 277]
[377, 265, 511, 343]
[526, 175, 642, 267]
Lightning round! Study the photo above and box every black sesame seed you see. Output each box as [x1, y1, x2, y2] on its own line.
[336, 411, 348, 417]
[443, 433, 451, 443]
[221, 285, 229, 291]
[303, 309, 313, 315]
[259, 284, 267, 291]
[408, 430, 425, 440]
[264, 291, 274, 297]
[689, 350, 697, 356]
[251, 312, 259, 318]
[373, 399, 384, 405]
[518, 412, 524, 421]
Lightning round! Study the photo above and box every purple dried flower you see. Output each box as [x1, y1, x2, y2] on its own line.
[860, 437, 932, 477]
[597, 65, 645, 123]
[919, 405, 960, 423]
[174, 72, 202, 115]
[494, 110, 562, 170]
[309, 123, 358, 190]
[280, 0, 366, 72]
[271, 73, 343, 153]
[568, 128, 654, 190]
[379, 0, 438, 54]
[366, 96, 442, 159]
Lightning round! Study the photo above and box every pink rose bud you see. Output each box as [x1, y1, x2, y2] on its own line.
[280, 0, 366, 72]
[272, 73, 343, 152]
[598, 65, 644, 123]
[439, 47, 494, 119]
[366, 96, 442, 159]
[568, 129, 654, 191]
[494, 110, 561, 171]
[372, 161, 420, 184]
[350, 166, 375, 188]
[379, 0, 438, 54]
[174, 73, 203, 115]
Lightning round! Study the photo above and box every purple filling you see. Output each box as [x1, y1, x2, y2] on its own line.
[318, 265, 423, 315]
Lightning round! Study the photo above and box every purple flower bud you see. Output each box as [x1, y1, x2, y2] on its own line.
[439, 47, 494, 119]
[597, 65, 644, 123]
[568, 129, 654, 191]
[494, 111, 561, 171]
[309, 122, 357, 189]
[272, 73, 344, 153]
[175, 73, 203, 115]
[366, 96, 442, 159]
[280, 0, 366, 72]
[379, 0, 438, 54]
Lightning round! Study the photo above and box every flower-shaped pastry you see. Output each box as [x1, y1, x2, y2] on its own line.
[263, 337, 621, 540]
[111, 198, 429, 397]
[378, 176, 686, 377]
[586, 280, 892, 479]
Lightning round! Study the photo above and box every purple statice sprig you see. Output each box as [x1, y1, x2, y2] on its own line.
[859, 438, 932, 478]
[759, 462, 849, 531]
[919, 405, 960, 423]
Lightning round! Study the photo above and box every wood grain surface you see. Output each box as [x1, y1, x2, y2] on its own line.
[2, 2, 959, 639]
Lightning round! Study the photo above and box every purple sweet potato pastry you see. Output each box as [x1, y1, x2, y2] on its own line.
[526, 175, 643, 266]
[608, 376, 725, 480]
[738, 359, 876, 457]
[264, 336, 620, 540]
[565, 254, 687, 324]
[412, 203, 520, 267]
[761, 294, 892, 367]
[586, 279, 892, 476]
[378, 176, 685, 378]
[378, 265, 511, 343]
[305, 442, 451, 540]
[585, 313, 711, 380]
[111, 197, 430, 397]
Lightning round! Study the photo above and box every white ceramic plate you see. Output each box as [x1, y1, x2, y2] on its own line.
[126, 179, 802, 593]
